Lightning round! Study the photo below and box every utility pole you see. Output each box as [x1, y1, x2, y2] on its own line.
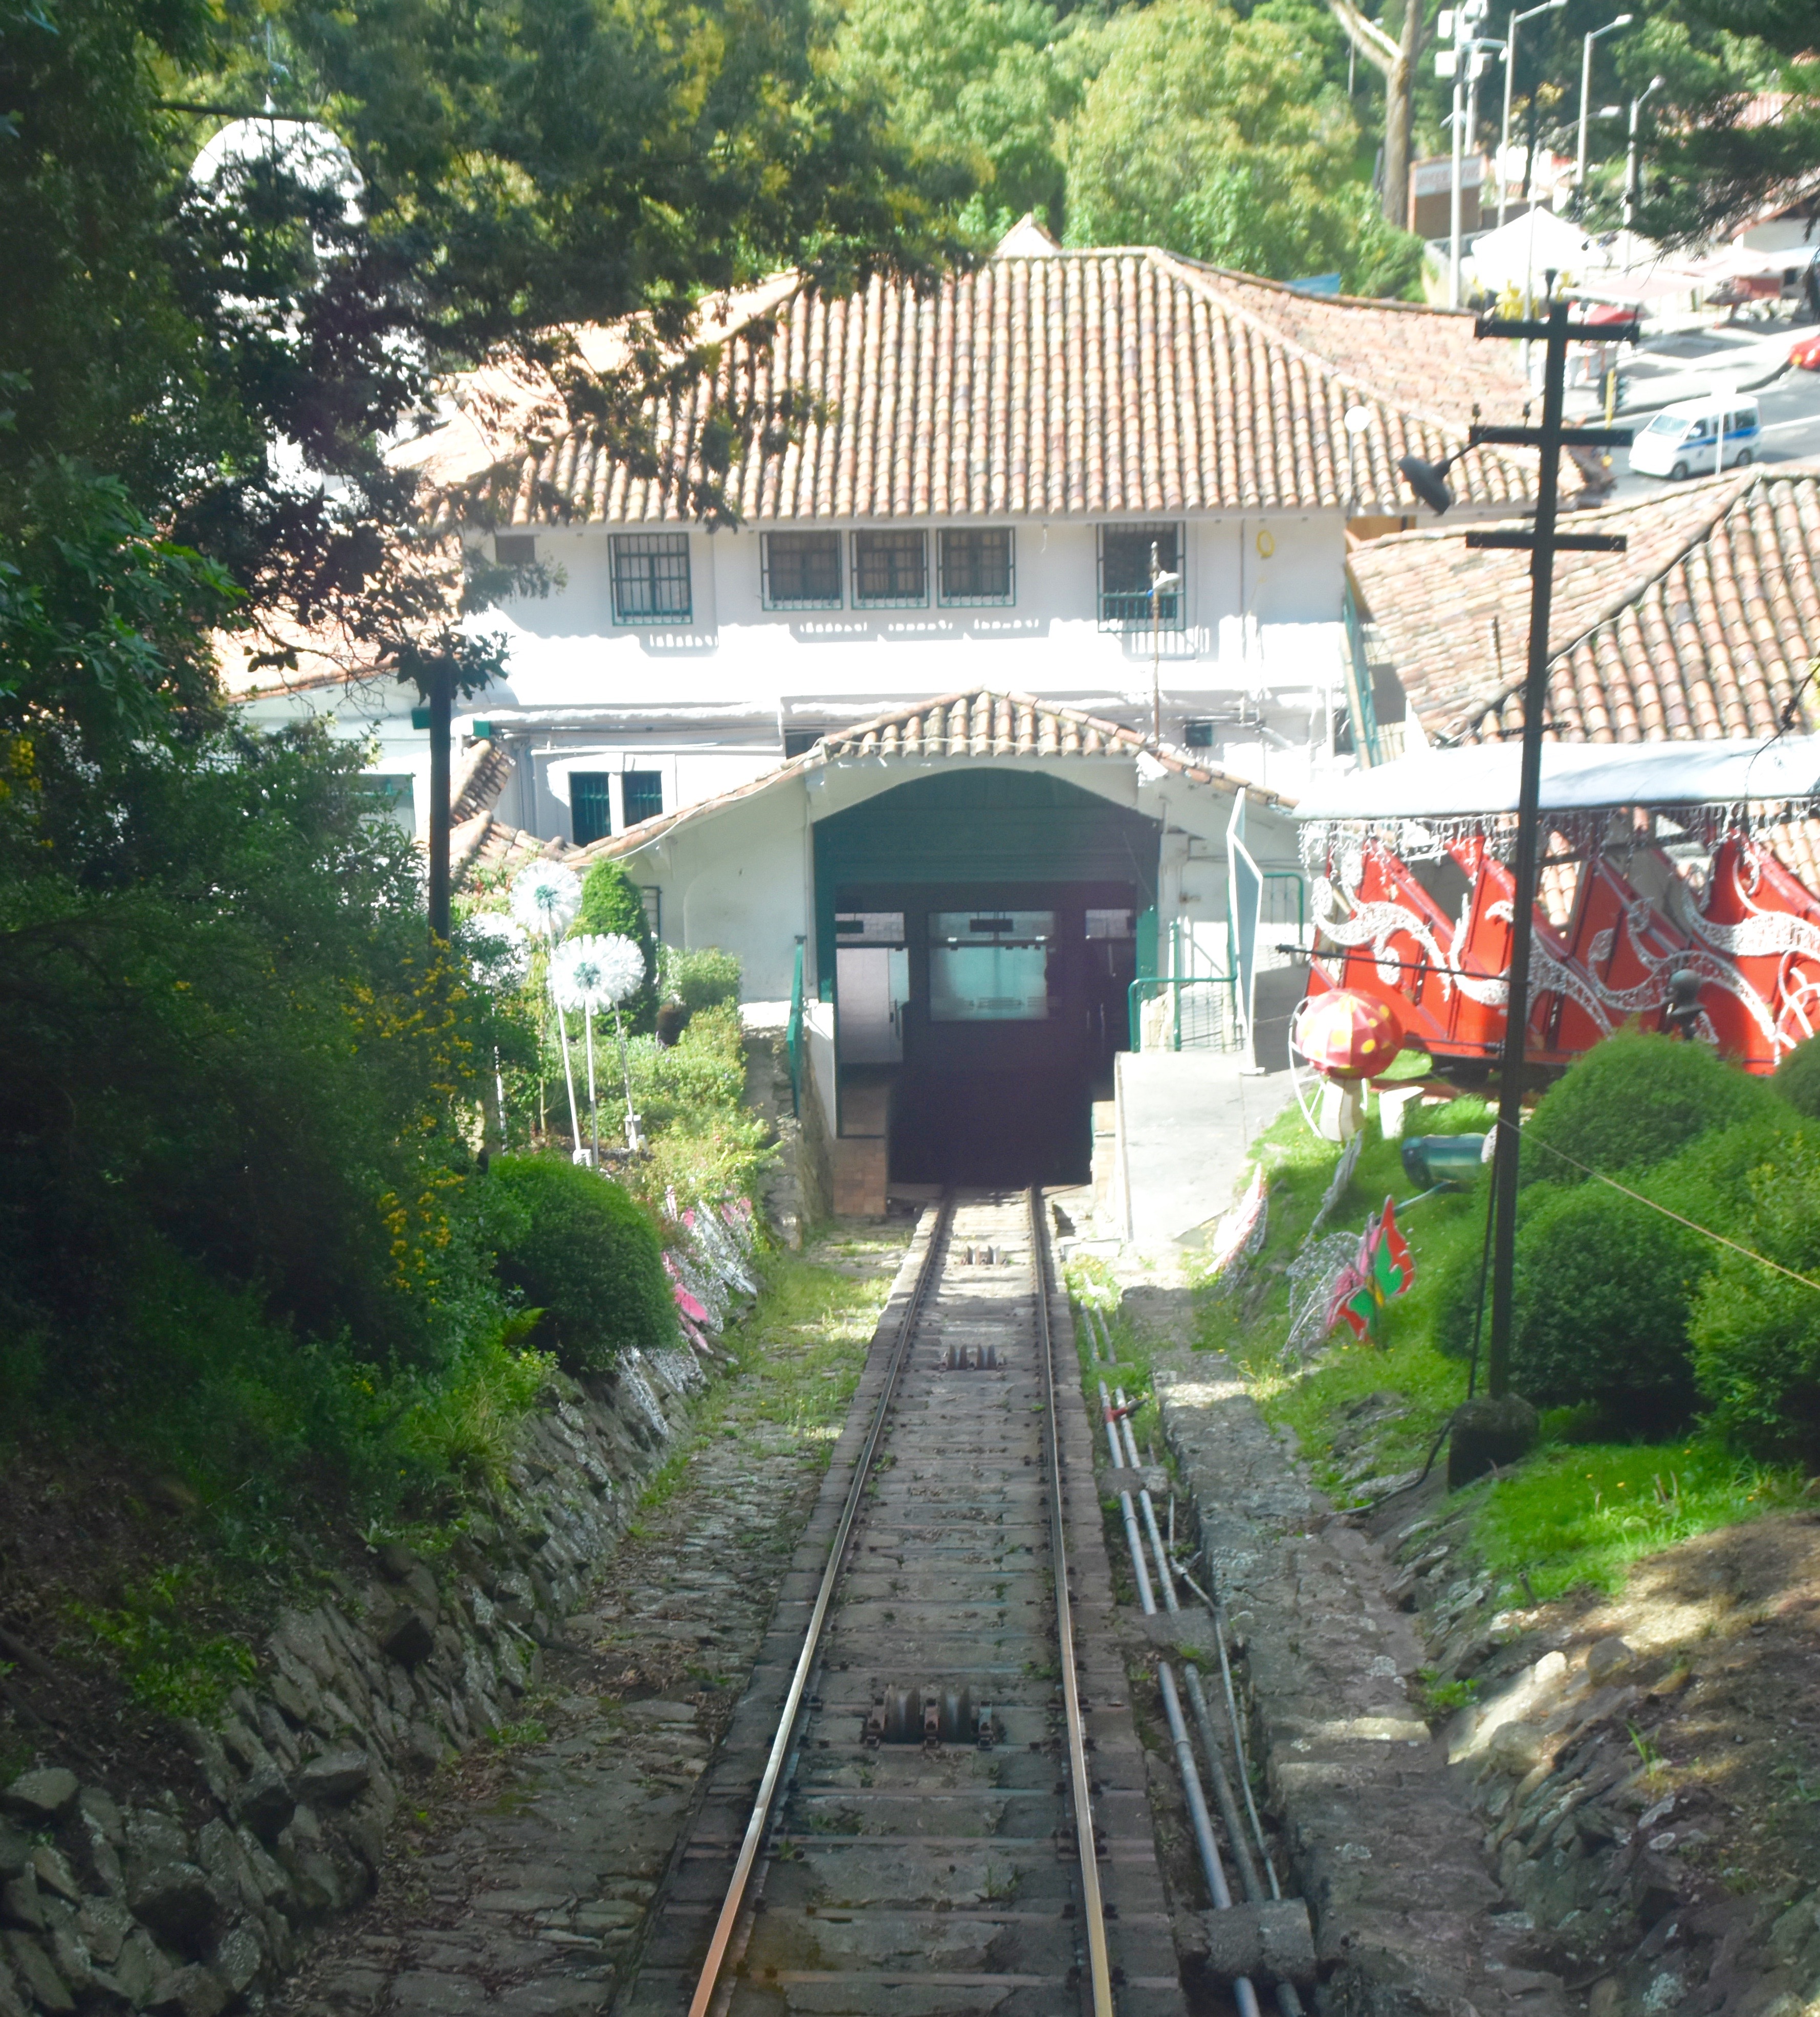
[1442, 0, 1502, 309]
[426, 661, 453, 940]
[1394, 299, 1638, 1476]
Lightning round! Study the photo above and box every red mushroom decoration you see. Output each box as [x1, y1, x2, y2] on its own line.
[1298, 989, 1405, 1080]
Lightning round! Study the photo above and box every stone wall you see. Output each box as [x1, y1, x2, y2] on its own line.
[0, 1347, 706, 2017]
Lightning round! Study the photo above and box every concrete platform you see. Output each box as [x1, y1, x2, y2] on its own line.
[1110, 1050, 1297, 1250]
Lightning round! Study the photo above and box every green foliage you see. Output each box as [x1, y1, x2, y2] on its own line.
[833, 0, 1085, 232]
[1521, 1031, 1779, 1187]
[577, 860, 657, 1031]
[1062, 0, 1424, 292]
[1773, 1034, 1820, 1120]
[485, 1155, 677, 1373]
[627, 1005, 771, 1208]
[663, 946, 743, 1014]
[67, 1566, 259, 1720]
[1689, 1130, 1820, 1464]
[1464, 1435, 1802, 1601]
[1503, 1180, 1705, 1426]
[1202, 1095, 1805, 1608]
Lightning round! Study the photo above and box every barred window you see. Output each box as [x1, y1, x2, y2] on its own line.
[763, 531, 842, 608]
[852, 529, 928, 607]
[1099, 523, 1184, 629]
[610, 533, 692, 624]
[571, 773, 612, 846]
[622, 770, 664, 826]
[938, 528, 1014, 605]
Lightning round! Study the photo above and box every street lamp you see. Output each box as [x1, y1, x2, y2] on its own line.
[1498, 0, 1567, 229]
[1624, 75, 1665, 231]
[1576, 14, 1633, 211]
[1441, 0, 1505, 308]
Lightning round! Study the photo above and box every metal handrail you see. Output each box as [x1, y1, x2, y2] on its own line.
[1127, 971, 1240, 1051]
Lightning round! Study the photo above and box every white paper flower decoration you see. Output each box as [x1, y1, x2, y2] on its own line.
[550, 933, 645, 1013]
[510, 862, 581, 941]
[461, 912, 531, 989]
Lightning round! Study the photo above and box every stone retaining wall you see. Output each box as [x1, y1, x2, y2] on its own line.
[0, 1347, 705, 2017]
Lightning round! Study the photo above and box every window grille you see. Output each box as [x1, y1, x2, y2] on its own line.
[1098, 523, 1185, 629]
[571, 773, 612, 845]
[763, 531, 843, 608]
[622, 770, 664, 826]
[938, 528, 1014, 605]
[610, 533, 692, 624]
[851, 529, 928, 607]
[494, 533, 537, 566]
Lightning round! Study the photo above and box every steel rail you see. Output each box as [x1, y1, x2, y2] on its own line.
[685, 1192, 955, 2017]
[1028, 1187, 1117, 2017]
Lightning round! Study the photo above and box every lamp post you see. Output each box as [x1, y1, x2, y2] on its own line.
[1443, 0, 1504, 308]
[1498, 0, 1566, 229]
[1624, 75, 1664, 231]
[1395, 297, 1638, 1478]
[1575, 14, 1633, 213]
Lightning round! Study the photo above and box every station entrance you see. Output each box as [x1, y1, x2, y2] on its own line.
[814, 770, 1160, 1188]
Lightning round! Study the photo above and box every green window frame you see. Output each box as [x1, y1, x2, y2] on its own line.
[938, 528, 1014, 606]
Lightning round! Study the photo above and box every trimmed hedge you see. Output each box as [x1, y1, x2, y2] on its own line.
[664, 946, 741, 1014]
[485, 1154, 676, 1373]
[1521, 1030, 1778, 1187]
[576, 861, 657, 1032]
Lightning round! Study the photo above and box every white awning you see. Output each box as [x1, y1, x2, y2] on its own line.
[1296, 738, 1820, 820]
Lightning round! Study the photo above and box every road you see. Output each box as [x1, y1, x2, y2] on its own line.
[1595, 319, 1820, 506]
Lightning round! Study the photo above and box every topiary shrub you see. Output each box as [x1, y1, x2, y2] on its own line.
[575, 861, 657, 1031]
[1690, 1130, 1820, 1464]
[1772, 1033, 1820, 1120]
[1504, 1179, 1705, 1429]
[663, 945, 742, 1014]
[1522, 1030, 1778, 1187]
[484, 1154, 676, 1373]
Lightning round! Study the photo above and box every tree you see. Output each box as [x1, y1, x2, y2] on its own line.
[831, 0, 1085, 235]
[1322, 0, 1422, 234]
[1063, 0, 1426, 293]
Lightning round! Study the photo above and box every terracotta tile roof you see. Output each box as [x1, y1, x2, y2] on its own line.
[1349, 464, 1820, 749]
[451, 738, 513, 824]
[434, 251, 1579, 529]
[452, 688, 1287, 887]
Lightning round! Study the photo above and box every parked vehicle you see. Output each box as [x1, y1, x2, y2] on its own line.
[1627, 393, 1762, 479]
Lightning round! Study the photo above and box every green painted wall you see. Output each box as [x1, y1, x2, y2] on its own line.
[812, 769, 1159, 996]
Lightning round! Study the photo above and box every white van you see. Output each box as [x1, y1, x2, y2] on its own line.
[1628, 394, 1762, 480]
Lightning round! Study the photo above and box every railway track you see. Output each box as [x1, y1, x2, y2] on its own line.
[613, 1189, 1189, 2017]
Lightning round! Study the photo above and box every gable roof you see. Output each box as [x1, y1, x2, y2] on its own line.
[420, 249, 1585, 532]
[1348, 464, 1820, 748]
[451, 687, 1288, 885]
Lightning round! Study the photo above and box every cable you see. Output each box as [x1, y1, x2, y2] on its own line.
[1508, 1117, 1820, 1296]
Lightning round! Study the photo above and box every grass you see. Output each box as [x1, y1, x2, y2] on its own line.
[1189, 1083, 1804, 1601]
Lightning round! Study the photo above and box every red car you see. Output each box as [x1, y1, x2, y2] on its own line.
[1792, 330, 1820, 370]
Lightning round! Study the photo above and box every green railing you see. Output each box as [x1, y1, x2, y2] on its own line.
[786, 937, 805, 1117]
[1127, 972, 1241, 1052]
[1342, 576, 1387, 768]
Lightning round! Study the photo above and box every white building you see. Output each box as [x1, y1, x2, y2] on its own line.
[234, 228, 1569, 851]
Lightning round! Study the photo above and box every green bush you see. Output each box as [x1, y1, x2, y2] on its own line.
[663, 945, 742, 1014]
[1773, 1034, 1820, 1120]
[485, 1154, 676, 1372]
[1690, 1131, 1820, 1464]
[576, 861, 657, 1031]
[1505, 1180, 1705, 1428]
[1522, 1031, 1778, 1186]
